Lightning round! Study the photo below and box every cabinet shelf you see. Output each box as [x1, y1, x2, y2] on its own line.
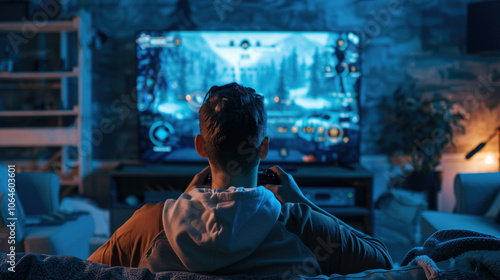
[322, 206, 371, 216]
[0, 20, 78, 32]
[0, 127, 78, 146]
[0, 69, 78, 80]
[0, 109, 78, 117]
[0, 82, 61, 90]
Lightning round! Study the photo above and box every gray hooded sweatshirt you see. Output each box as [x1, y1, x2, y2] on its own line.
[139, 186, 392, 276]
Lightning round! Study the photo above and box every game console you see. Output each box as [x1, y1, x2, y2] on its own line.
[301, 187, 355, 207]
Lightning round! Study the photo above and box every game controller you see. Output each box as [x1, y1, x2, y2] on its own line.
[257, 169, 280, 186]
[205, 169, 279, 186]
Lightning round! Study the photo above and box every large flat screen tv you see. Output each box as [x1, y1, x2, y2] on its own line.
[136, 31, 361, 164]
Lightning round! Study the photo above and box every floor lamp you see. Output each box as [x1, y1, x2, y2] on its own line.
[465, 127, 500, 170]
[466, 2, 500, 170]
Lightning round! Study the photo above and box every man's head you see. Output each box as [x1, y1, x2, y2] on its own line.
[196, 83, 268, 175]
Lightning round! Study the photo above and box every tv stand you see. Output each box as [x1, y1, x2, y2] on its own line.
[333, 162, 356, 171]
[109, 163, 374, 235]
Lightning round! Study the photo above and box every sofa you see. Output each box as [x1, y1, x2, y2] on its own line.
[420, 172, 500, 240]
[0, 169, 95, 259]
[1, 229, 499, 280]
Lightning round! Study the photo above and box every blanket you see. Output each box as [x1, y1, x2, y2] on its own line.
[400, 229, 500, 280]
[0, 253, 282, 280]
[1, 229, 498, 280]
[0, 252, 426, 280]
[408, 250, 500, 280]
[401, 229, 500, 265]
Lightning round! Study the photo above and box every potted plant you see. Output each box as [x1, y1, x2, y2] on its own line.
[378, 81, 467, 210]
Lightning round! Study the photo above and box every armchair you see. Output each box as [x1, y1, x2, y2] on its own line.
[0, 169, 94, 259]
[420, 172, 500, 240]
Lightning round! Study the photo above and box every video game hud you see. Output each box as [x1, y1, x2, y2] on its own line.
[136, 31, 361, 164]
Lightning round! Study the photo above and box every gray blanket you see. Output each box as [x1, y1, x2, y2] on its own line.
[0, 253, 281, 280]
[1, 229, 499, 280]
[401, 229, 500, 266]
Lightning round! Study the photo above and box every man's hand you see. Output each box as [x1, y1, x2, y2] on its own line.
[264, 165, 306, 204]
[184, 166, 211, 194]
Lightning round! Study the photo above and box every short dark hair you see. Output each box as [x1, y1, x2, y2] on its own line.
[199, 83, 267, 174]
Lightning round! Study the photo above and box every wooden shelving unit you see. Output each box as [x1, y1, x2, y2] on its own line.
[0, 69, 79, 79]
[0, 127, 79, 146]
[0, 12, 93, 193]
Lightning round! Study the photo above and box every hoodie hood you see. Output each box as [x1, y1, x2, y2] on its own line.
[162, 186, 281, 272]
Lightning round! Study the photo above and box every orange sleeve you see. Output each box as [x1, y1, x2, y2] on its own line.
[88, 202, 165, 267]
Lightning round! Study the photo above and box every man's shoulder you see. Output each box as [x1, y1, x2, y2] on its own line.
[133, 202, 165, 217]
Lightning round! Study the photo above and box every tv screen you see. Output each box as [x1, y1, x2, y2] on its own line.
[136, 31, 361, 164]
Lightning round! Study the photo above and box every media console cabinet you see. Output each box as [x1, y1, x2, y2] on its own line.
[110, 164, 374, 235]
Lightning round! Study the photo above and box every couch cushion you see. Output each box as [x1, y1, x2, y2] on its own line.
[421, 211, 500, 241]
[23, 213, 94, 259]
[374, 191, 427, 244]
[485, 188, 500, 218]
[454, 172, 500, 215]
[16, 172, 60, 216]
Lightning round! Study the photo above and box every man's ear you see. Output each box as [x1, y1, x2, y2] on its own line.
[195, 134, 207, 158]
[259, 137, 269, 160]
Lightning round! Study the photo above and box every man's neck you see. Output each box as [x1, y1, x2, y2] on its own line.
[210, 165, 258, 190]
